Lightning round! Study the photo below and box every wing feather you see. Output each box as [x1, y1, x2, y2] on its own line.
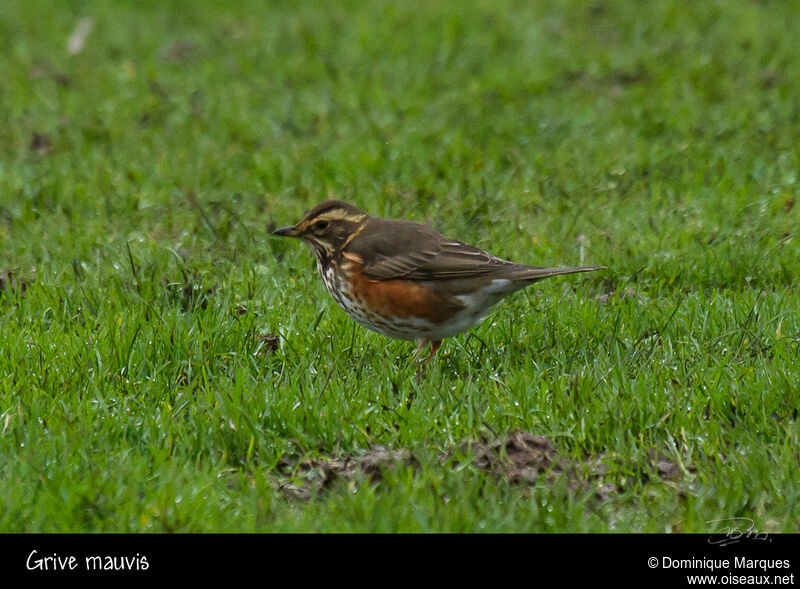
[346, 218, 605, 284]
[348, 219, 514, 281]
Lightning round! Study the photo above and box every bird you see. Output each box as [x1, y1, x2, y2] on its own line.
[273, 200, 605, 371]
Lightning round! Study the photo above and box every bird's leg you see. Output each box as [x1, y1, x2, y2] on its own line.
[414, 339, 443, 382]
[413, 338, 428, 383]
[413, 338, 428, 361]
[423, 340, 442, 366]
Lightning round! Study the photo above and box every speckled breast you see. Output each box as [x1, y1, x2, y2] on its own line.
[315, 258, 438, 342]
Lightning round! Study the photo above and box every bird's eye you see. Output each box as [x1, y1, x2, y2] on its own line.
[314, 220, 329, 231]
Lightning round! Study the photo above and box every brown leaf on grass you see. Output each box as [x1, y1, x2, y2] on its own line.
[258, 334, 280, 355]
[30, 132, 52, 155]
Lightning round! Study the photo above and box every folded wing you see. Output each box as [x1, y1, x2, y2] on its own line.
[348, 219, 604, 284]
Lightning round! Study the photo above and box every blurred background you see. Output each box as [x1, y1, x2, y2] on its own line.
[2, 0, 798, 287]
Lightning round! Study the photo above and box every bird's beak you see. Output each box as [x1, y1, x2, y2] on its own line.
[272, 225, 300, 238]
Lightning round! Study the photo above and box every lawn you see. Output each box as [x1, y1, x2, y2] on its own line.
[0, 0, 798, 532]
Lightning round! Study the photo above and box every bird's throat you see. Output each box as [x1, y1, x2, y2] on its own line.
[310, 241, 338, 274]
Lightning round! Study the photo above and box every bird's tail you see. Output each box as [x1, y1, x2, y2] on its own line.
[509, 265, 607, 282]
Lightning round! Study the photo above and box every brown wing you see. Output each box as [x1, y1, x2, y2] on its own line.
[347, 217, 606, 285]
[347, 218, 516, 281]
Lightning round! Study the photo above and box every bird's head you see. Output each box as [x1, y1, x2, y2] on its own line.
[272, 200, 369, 260]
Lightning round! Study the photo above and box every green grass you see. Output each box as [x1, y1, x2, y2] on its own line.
[1, 0, 798, 532]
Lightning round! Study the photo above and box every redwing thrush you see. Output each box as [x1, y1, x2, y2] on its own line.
[273, 200, 605, 367]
